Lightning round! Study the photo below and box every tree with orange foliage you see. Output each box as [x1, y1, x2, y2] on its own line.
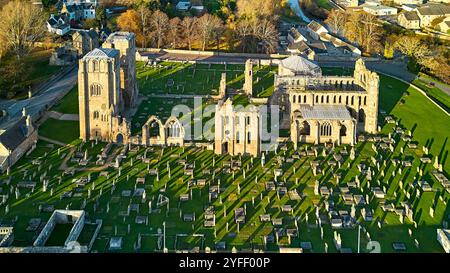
[117, 10, 144, 46]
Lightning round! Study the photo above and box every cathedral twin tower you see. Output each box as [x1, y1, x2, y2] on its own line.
[78, 32, 138, 144]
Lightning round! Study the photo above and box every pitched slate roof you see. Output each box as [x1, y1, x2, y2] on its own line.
[307, 20, 327, 33]
[83, 48, 118, 59]
[0, 117, 33, 151]
[280, 55, 321, 74]
[417, 3, 450, 16]
[402, 11, 420, 21]
[299, 105, 352, 120]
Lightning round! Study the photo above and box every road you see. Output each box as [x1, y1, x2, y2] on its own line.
[417, 76, 450, 96]
[0, 67, 78, 129]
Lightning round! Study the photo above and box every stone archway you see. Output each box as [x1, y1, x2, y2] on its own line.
[142, 116, 165, 146]
[164, 116, 185, 146]
[116, 133, 124, 144]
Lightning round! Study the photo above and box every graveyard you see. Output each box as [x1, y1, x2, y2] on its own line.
[0, 62, 449, 253]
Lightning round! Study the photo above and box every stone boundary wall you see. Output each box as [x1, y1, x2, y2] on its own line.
[64, 211, 85, 247]
[250, 98, 269, 104]
[34, 210, 85, 247]
[139, 48, 288, 59]
[0, 246, 88, 253]
[87, 219, 103, 251]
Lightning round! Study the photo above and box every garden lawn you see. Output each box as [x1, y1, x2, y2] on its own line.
[39, 118, 80, 144]
[52, 86, 79, 114]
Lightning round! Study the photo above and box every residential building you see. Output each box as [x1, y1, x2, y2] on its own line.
[363, 5, 398, 16]
[398, 11, 421, 29]
[0, 113, 38, 172]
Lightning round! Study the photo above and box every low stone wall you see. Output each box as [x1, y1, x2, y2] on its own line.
[183, 142, 214, 150]
[33, 210, 85, 247]
[87, 220, 103, 251]
[65, 212, 85, 247]
[0, 246, 88, 253]
[139, 48, 287, 59]
[250, 98, 269, 104]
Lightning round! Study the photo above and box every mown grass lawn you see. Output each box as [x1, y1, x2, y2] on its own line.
[52, 86, 79, 114]
[412, 79, 450, 112]
[39, 118, 80, 144]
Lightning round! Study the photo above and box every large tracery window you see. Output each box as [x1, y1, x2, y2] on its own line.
[320, 122, 332, 136]
[167, 120, 181, 138]
[90, 84, 102, 96]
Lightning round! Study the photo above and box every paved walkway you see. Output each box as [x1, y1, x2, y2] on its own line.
[0, 67, 78, 129]
[59, 113, 79, 121]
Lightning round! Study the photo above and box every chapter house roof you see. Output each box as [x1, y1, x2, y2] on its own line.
[280, 55, 321, 73]
[83, 48, 118, 59]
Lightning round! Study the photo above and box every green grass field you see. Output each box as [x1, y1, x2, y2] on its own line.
[39, 118, 80, 144]
[52, 86, 79, 114]
[137, 61, 276, 98]
[412, 79, 450, 112]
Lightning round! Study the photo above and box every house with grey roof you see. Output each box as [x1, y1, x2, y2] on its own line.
[398, 10, 421, 29]
[415, 3, 450, 27]
[47, 14, 71, 36]
[72, 29, 99, 56]
[0, 113, 38, 173]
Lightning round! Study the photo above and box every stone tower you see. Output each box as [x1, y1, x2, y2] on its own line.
[78, 48, 130, 143]
[353, 59, 379, 134]
[243, 59, 253, 96]
[102, 32, 139, 108]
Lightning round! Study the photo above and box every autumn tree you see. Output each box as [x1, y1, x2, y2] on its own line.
[420, 52, 450, 84]
[344, 11, 383, 55]
[150, 10, 169, 49]
[394, 35, 428, 61]
[196, 14, 223, 51]
[117, 10, 143, 45]
[254, 18, 278, 54]
[235, 19, 253, 52]
[167, 17, 181, 49]
[0, 1, 46, 60]
[236, 0, 282, 19]
[137, 5, 152, 47]
[180, 16, 198, 50]
[325, 9, 347, 35]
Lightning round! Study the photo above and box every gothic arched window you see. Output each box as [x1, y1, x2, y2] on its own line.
[320, 122, 332, 136]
